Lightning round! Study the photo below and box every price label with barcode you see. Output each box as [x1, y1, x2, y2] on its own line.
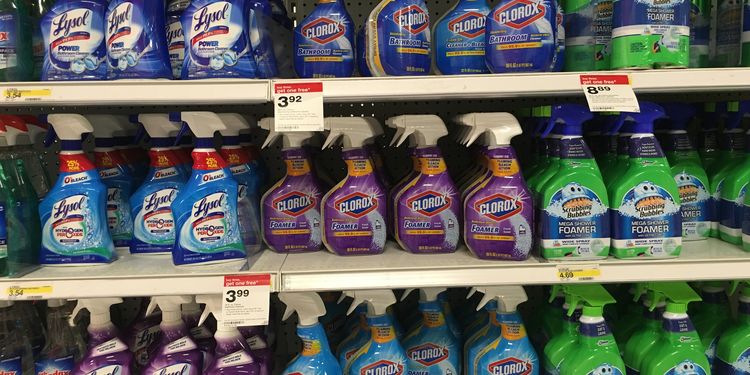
[580, 74, 640, 113]
[6, 285, 53, 300]
[557, 265, 601, 282]
[272, 81, 324, 132]
[221, 274, 271, 329]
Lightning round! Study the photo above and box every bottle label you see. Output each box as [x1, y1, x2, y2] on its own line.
[35, 355, 75, 375]
[612, 181, 682, 258]
[406, 343, 452, 368]
[50, 194, 89, 245]
[154, 167, 180, 180]
[246, 335, 268, 350]
[661, 360, 707, 375]
[0, 357, 22, 375]
[150, 363, 191, 375]
[164, 337, 198, 354]
[541, 183, 610, 259]
[585, 364, 623, 375]
[106, 2, 143, 71]
[674, 172, 711, 239]
[434, 6, 489, 74]
[360, 360, 404, 375]
[0, 203, 7, 259]
[368, 0, 431, 76]
[131, 324, 161, 366]
[139, 188, 178, 237]
[293, 6, 355, 78]
[43, 5, 107, 78]
[714, 347, 750, 374]
[464, 186, 534, 260]
[721, 183, 747, 237]
[217, 351, 254, 368]
[93, 338, 129, 356]
[166, 16, 185, 79]
[85, 365, 122, 375]
[0, 12, 18, 70]
[189, 192, 230, 244]
[485, 0, 556, 72]
[106, 187, 133, 244]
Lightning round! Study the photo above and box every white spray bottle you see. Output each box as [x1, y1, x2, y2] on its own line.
[71, 298, 134, 375]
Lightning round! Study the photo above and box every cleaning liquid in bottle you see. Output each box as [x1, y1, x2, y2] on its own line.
[171, 112, 245, 265]
[41, 0, 108, 80]
[72, 298, 134, 375]
[433, 0, 490, 74]
[320, 117, 387, 256]
[364, 0, 431, 76]
[259, 118, 323, 253]
[458, 112, 533, 260]
[39, 114, 115, 265]
[293, 0, 354, 78]
[0, 301, 33, 375]
[237, 325, 273, 375]
[143, 296, 203, 375]
[35, 299, 87, 375]
[390, 115, 460, 254]
[197, 295, 261, 375]
[0, 0, 32, 81]
[279, 291, 343, 375]
[715, 280, 750, 374]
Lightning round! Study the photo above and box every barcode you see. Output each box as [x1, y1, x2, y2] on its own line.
[223, 320, 244, 326]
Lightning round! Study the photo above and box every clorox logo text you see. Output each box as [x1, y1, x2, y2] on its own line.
[407, 191, 451, 217]
[493, 0, 545, 29]
[335, 192, 377, 218]
[273, 192, 315, 217]
[302, 18, 345, 44]
[361, 360, 403, 375]
[449, 12, 486, 38]
[475, 193, 522, 221]
[487, 358, 532, 375]
[407, 343, 449, 366]
[393, 5, 428, 34]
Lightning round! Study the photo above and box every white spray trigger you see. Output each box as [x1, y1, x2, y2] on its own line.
[388, 115, 448, 147]
[400, 289, 417, 302]
[475, 286, 527, 312]
[138, 114, 181, 138]
[70, 298, 122, 327]
[86, 115, 131, 140]
[47, 114, 94, 141]
[147, 296, 192, 324]
[218, 113, 251, 137]
[420, 288, 446, 302]
[323, 117, 380, 149]
[196, 295, 223, 329]
[279, 292, 326, 326]
[458, 113, 522, 147]
[180, 112, 227, 139]
[347, 290, 396, 316]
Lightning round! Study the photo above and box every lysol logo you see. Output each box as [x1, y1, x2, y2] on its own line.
[192, 193, 224, 220]
[448, 12, 485, 38]
[192, 2, 230, 33]
[487, 358, 532, 375]
[53, 196, 86, 220]
[475, 193, 522, 221]
[273, 192, 315, 217]
[393, 5, 428, 34]
[38, 370, 70, 375]
[407, 343, 449, 366]
[154, 364, 190, 375]
[166, 21, 184, 49]
[492, 0, 545, 29]
[407, 191, 451, 217]
[302, 17, 345, 44]
[144, 189, 177, 212]
[107, 3, 132, 39]
[52, 9, 91, 38]
[361, 360, 403, 375]
[335, 192, 377, 218]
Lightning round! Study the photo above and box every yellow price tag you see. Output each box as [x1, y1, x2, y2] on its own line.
[6, 285, 53, 299]
[557, 265, 601, 281]
[3, 88, 52, 101]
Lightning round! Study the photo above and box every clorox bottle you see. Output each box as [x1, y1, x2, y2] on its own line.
[433, 0, 490, 74]
[364, 0, 431, 75]
[294, 0, 354, 78]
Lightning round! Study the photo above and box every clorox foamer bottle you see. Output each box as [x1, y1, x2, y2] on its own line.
[294, 0, 354, 78]
[260, 118, 322, 253]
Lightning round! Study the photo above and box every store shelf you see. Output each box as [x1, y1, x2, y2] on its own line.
[292, 68, 750, 102]
[0, 250, 287, 300]
[279, 239, 750, 291]
[0, 79, 271, 106]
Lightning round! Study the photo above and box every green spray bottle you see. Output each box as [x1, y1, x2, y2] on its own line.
[557, 284, 625, 375]
[0, 0, 32, 81]
[539, 288, 565, 351]
[710, 102, 745, 238]
[697, 103, 721, 176]
[719, 101, 750, 244]
[542, 285, 583, 375]
[536, 104, 611, 261]
[602, 117, 636, 189]
[638, 282, 708, 375]
[525, 106, 553, 180]
[622, 283, 667, 374]
[658, 103, 712, 241]
[596, 113, 622, 183]
[612, 286, 646, 349]
[690, 281, 731, 369]
[608, 102, 683, 259]
[715, 280, 750, 373]
[527, 107, 558, 194]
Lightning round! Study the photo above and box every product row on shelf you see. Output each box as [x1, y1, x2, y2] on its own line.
[3, 100, 750, 277]
[1, 0, 748, 83]
[4, 281, 750, 375]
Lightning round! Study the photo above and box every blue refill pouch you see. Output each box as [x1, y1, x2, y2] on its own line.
[293, 0, 355, 78]
[248, 0, 281, 78]
[180, 0, 259, 79]
[433, 0, 490, 75]
[106, 0, 172, 79]
[41, 0, 109, 81]
[366, 0, 431, 76]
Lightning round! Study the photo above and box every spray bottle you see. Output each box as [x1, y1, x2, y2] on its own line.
[129, 114, 188, 255]
[39, 114, 116, 265]
[87, 115, 135, 250]
[473, 286, 538, 375]
[72, 298, 134, 375]
[686, 281, 730, 370]
[16, 115, 52, 198]
[238, 123, 268, 197]
[181, 297, 216, 367]
[363, 0, 431, 76]
[260, 117, 323, 253]
[142, 296, 203, 375]
[710, 102, 744, 238]
[35, 299, 87, 375]
[114, 118, 148, 188]
[390, 115, 460, 254]
[124, 298, 163, 370]
[320, 117, 387, 256]
[542, 285, 583, 375]
[217, 113, 263, 255]
[524, 106, 553, 181]
[345, 290, 408, 375]
[399, 288, 461, 375]
[279, 292, 342, 374]
[638, 282, 707, 375]
[536, 104, 611, 260]
[197, 295, 261, 375]
[458, 112, 533, 260]
[171, 112, 245, 265]
[238, 325, 273, 375]
[608, 103, 682, 259]
[0, 301, 33, 375]
[337, 294, 369, 370]
[715, 280, 750, 373]
[697, 103, 721, 175]
[464, 296, 498, 375]
[720, 101, 750, 244]
[556, 284, 624, 375]
[622, 284, 667, 374]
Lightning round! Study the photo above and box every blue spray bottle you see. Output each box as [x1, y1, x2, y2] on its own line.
[279, 292, 343, 375]
[39, 114, 115, 265]
[170, 112, 245, 266]
[433, 0, 490, 74]
[166, 0, 189, 79]
[294, 0, 355, 78]
[337, 301, 369, 370]
[238, 121, 268, 196]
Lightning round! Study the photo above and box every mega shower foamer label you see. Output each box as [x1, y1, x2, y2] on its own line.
[674, 172, 710, 239]
[41, 3, 108, 80]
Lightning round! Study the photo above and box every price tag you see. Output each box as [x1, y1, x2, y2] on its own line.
[221, 274, 271, 329]
[6, 285, 53, 300]
[580, 74, 640, 113]
[3, 87, 52, 102]
[272, 81, 324, 132]
[556, 265, 601, 282]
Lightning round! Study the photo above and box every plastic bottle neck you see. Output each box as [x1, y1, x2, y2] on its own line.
[558, 137, 595, 161]
[59, 151, 96, 173]
[418, 300, 447, 330]
[578, 315, 614, 347]
[297, 323, 332, 357]
[342, 148, 375, 177]
[628, 133, 667, 160]
[367, 314, 397, 343]
[415, 147, 447, 175]
[281, 148, 312, 177]
[661, 311, 699, 342]
[191, 144, 227, 171]
[219, 145, 251, 166]
[214, 328, 252, 357]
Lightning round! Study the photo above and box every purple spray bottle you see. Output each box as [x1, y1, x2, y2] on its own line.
[71, 298, 134, 375]
[142, 296, 203, 375]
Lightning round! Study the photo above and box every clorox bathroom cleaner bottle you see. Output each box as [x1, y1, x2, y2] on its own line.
[465, 298, 498, 375]
[390, 115, 460, 254]
[181, 0, 259, 79]
[294, 0, 354, 78]
[720, 101, 750, 245]
[320, 117, 387, 256]
[608, 103, 682, 259]
[106, 0, 172, 79]
[485, 0, 557, 72]
[39, 114, 115, 265]
[129, 114, 187, 255]
[433, 0, 490, 74]
[537, 104, 610, 261]
[170, 112, 245, 265]
[259, 118, 322, 253]
[42, 0, 108, 80]
[364, 0, 431, 76]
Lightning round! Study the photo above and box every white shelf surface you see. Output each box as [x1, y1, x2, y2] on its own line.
[279, 239, 750, 291]
[0, 250, 287, 300]
[0, 79, 271, 106]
